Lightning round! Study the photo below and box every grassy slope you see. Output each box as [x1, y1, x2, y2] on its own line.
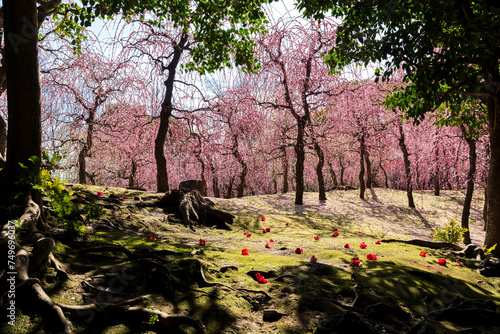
[3, 186, 499, 334]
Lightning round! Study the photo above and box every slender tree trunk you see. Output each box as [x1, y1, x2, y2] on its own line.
[461, 127, 476, 245]
[294, 119, 306, 205]
[379, 161, 389, 188]
[78, 146, 87, 184]
[397, 120, 415, 208]
[313, 141, 326, 201]
[209, 160, 220, 198]
[282, 146, 289, 193]
[232, 136, 247, 198]
[226, 177, 234, 199]
[128, 160, 137, 188]
[328, 161, 338, 188]
[155, 33, 187, 192]
[484, 92, 500, 256]
[78, 109, 96, 184]
[339, 156, 345, 186]
[1, 0, 41, 203]
[359, 133, 366, 199]
[365, 149, 373, 189]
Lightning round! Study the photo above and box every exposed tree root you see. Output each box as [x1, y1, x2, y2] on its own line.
[381, 239, 463, 251]
[57, 296, 207, 333]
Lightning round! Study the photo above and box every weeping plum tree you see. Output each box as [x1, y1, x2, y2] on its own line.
[256, 17, 339, 205]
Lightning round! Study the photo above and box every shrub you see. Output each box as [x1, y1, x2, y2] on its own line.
[431, 219, 468, 244]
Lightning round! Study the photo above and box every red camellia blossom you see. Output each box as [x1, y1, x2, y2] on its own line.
[122, 196, 128, 200]
[145, 234, 156, 241]
[310, 255, 318, 263]
[242, 248, 249, 256]
[375, 240, 381, 244]
[265, 243, 271, 249]
[255, 273, 269, 283]
[358, 231, 362, 234]
[344, 243, 350, 248]
[420, 251, 427, 257]
[455, 259, 461, 264]
[263, 228, 267, 233]
[438, 258, 447, 265]
[367, 253, 378, 261]
[285, 222, 290, 226]
[314, 235, 319, 240]
[199, 239, 206, 246]
[349, 257, 363, 267]
[97, 191, 103, 197]
[265, 227, 271, 232]
[261, 216, 266, 221]
[269, 239, 275, 242]
[295, 247, 303, 254]
[332, 231, 339, 237]
[246, 233, 252, 237]
[360, 242, 367, 249]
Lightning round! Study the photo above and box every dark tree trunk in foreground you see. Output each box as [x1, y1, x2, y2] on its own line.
[294, 119, 306, 205]
[484, 91, 500, 256]
[397, 119, 415, 208]
[461, 126, 476, 245]
[2, 0, 42, 192]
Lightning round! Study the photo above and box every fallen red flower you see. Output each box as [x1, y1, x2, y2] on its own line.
[122, 196, 128, 200]
[145, 234, 156, 241]
[344, 243, 350, 248]
[375, 240, 381, 244]
[285, 222, 290, 226]
[358, 231, 362, 234]
[420, 251, 427, 257]
[438, 258, 447, 265]
[332, 231, 339, 237]
[366, 253, 378, 261]
[269, 239, 275, 242]
[199, 239, 206, 246]
[242, 248, 249, 256]
[246, 233, 252, 237]
[360, 242, 367, 249]
[295, 248, 303, 254]
[349, 257, 363, 267]
[97, 191, 103, 197]
[310, 255, 318, 263]
[314, 235, 319, 240]
[261, 216, 266, 221]
[263, 228, 267, 233]
[265, 243, 271, 249]
[455, 259, 461, 264]
[265, 227, 271, 232]
[255, 272, 269, 283]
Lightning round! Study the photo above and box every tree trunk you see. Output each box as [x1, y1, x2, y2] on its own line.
[209, 159, 220, 198]
[314, 141, 327, 201]
[397, 120, 415, 208]
[379, 161, 389, 188]
[365, 149, 373, 189]
[1, 0, 42, 200]
[484, 92, 500, 256]
[232, 135, 247, 198]
[294, 119, 306, 205]
[226, 177, 234, 199]
[339, 156, 345, 186]
[359, 133, 366, 199]
[155, 33, 188, 192]
[128, 160, 137, 188]
[282, 146, 289, 193]
[328, 161, 338, 188]
[461, 126, 476, 245]
[78, 145, 87, 184]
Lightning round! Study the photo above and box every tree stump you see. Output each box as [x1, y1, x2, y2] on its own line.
[158, 189, 233, 229]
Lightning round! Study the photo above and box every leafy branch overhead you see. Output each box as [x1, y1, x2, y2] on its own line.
[56, 0, 273, 73]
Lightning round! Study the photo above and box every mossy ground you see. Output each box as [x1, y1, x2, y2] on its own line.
[2, 186, 499, 334]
